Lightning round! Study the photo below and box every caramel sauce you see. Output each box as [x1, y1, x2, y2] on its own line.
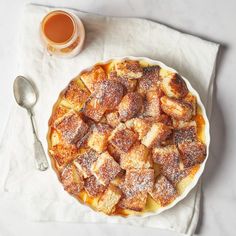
[43, 12, 74, 44]
[113, 207, 129, 216]
[101, 62, 114, 74]
[195, 109, 206, 142]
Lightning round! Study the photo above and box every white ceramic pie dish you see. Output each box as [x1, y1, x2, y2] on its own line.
[49, 56, 210, 218]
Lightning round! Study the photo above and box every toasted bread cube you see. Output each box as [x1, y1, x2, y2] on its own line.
[56, 112, 88, 144]
[137, 66, 160, 95]
[142, 122, 172, 148]
[107, 143, 122, 162]
[160, 96, 193, 121]
[109, 123, 137, 152]
[74, 149, 99, 178]
[60, 163, 84, 195]
[160, 165, 189, 186]
[152, 145, 180, 167]
[178, 141, 206, 167]
[121, 169, 154, 197]
[144, 89, 161, 118]
[97, 184, 122, 214]
[83, 80, 123, 122]
[49, 105, 72, 127]
[143, 65, 160, 79]
[115, 60, 143, 79]
[125, 118, 152, 140]
[94, 80, 124, 110]
[62, 79, 90, 110]
[161, 73, 188, 99]
[83, 97, 107, 122]
[49, 144, 79, 166]
[118, 92, 143, 121]
[150, 175, 177, 206]
[80, 66, 107, 92]
[91, 152, 121, 185]
[106, 111, 120, 128]
[84, 176, 108, 197]
[173, 121, 197, 144]
[109, 70, 137, 92]
[184, 93, 197, 116]
[119, 192, 148, 211]
[88, 124, 112, 153]
[120, 144, 153, 169]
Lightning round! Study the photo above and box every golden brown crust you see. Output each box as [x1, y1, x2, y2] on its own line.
[118, 92, 143, 121]
[173, 121, 197, 144]
[137, 65, 160, 94]
[56, 111, 88, 144]
[152, 145, 180, 167]
[178, 141, 206, 168]
[105, 111, 120, 128]
[91, 152, 121, 185]
[161, 73, 188, 99]
[63, 79, 90, 109]
[115, 60, 143, 79]
[125, 117, 152, 140]
[109, 70, 137, 92]
[74, 149, 99, 178]
[109, 124, 138, 153]
[141, 122, 172, 148]
[121, 169, 154, 197]
[120, 143, 153, 169]
[60, 163, 84, 195]
[82, 97, 107, 122]
[97, 184, 122, 214]
[94, 80, 124, 110]
[119, 192, 148, 211]
[150, 175, 177, 206]
[160, 165, 190, 186]
[80, 65, 107, 92]
[184, 93, 197, 116]
[87, 123, 112, 153]
[143, 89, 162, 118]
[48, 105, 71, 127]
[84, 175, 108, 197]
[160, 96, 193, 121]
[49, 143, 79, 166]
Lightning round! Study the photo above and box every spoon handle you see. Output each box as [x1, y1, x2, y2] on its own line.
[28, 110, 49, 171]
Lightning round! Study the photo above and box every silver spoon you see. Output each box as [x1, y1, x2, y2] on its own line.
[13, 76, 49, 171]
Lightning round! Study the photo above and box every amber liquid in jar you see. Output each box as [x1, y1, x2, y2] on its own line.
[41, 10, 85, 57]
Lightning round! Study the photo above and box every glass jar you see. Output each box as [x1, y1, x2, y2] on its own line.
[40, 10, 85, 57]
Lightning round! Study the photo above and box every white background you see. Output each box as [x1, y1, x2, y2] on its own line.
[0, 0, 235, 235]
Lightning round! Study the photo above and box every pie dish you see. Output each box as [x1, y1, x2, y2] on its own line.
[47, 57, 210, 217]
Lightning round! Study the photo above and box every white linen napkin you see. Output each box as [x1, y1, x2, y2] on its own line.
[0, 4, 219, 235]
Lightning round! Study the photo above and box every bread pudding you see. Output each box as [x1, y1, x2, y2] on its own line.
[47, 57, 209, 216]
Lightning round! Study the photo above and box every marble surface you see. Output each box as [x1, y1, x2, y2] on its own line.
[0, 0, 235, 235]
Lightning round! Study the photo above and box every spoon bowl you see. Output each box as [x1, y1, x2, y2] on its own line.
[13, 76, 37, 110]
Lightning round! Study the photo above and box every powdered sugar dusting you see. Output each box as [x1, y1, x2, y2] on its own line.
[121, 169, 154, 197]
[151, 175, 177, 206]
